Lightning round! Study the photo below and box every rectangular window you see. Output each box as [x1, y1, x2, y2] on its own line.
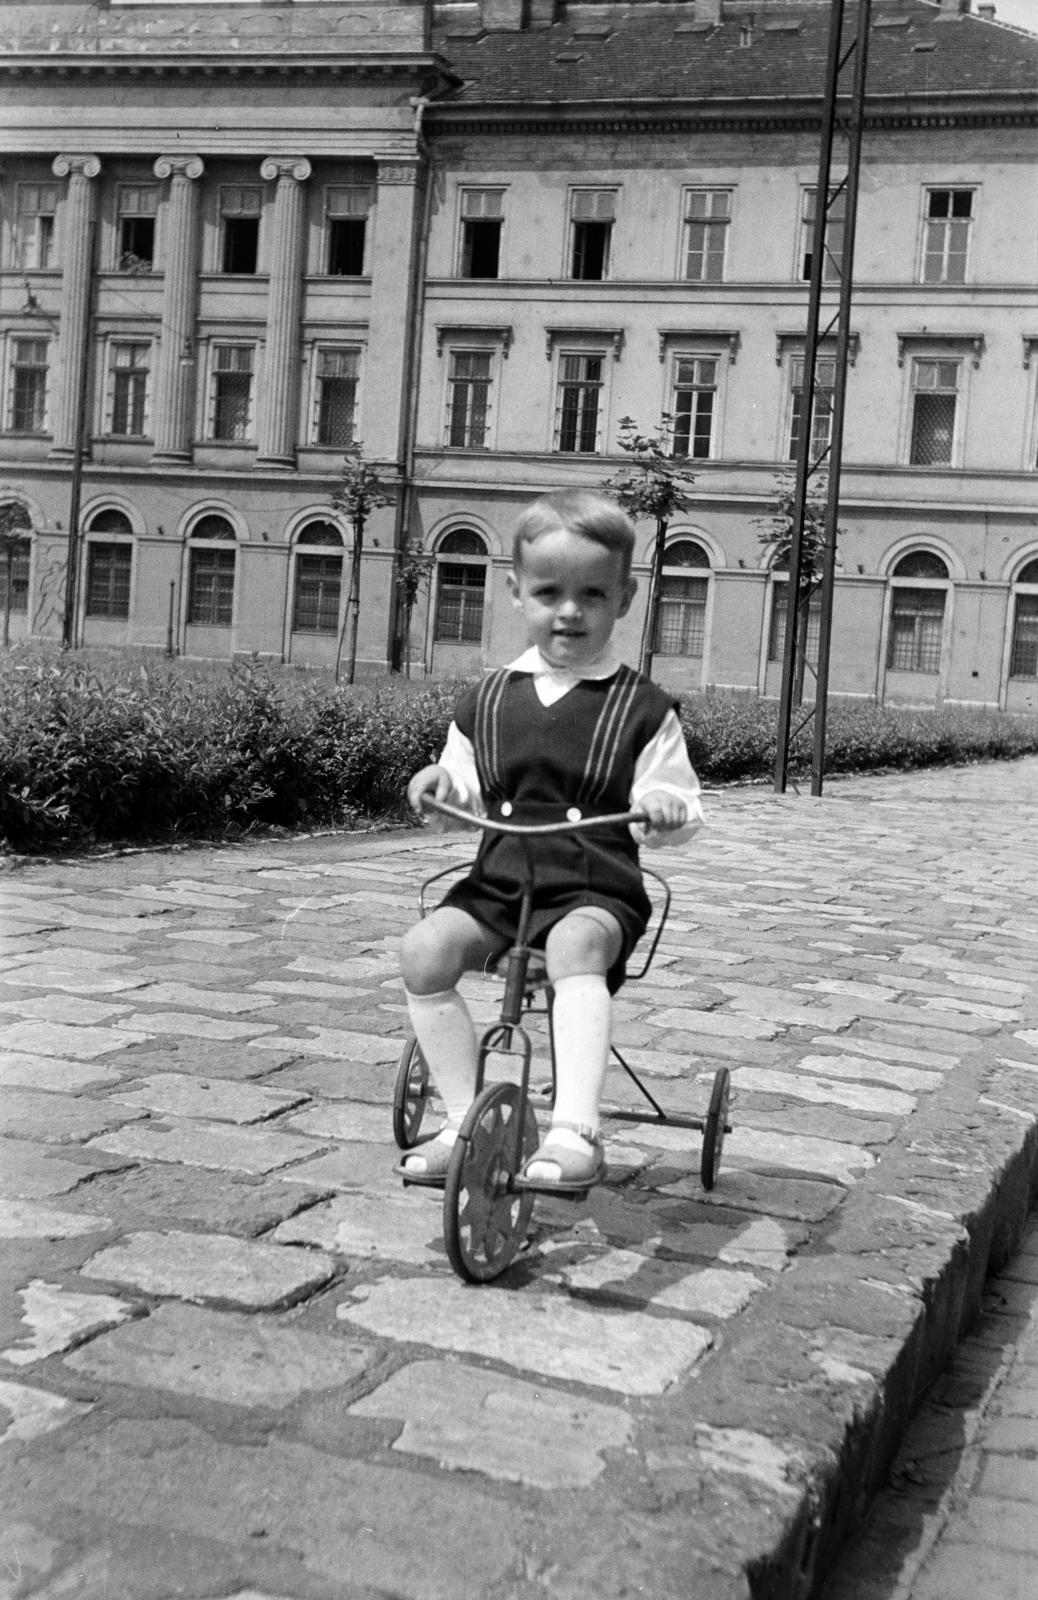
[220, 186, 262, 274]
[434, 563, 485, 644]
[187, 548, 235, 626]
[109, 343, 150, 437]
[683, 190, 730, 282]
[293, 553, 342, 633]
[314, 348, 358, 447]
[789, 355, 836, 462]
[1, 537, 30, 615]
[15, 183, 57, 270]
[117, 185, 158, 271]
[570, 190, 615, 280]
[800, 186, 846, 282]
[85, 542, 132, 619]
[887, 588, 945, 672]
[672, 356, 717, 459]
[655, 575, 708, 657]
[910, 358, 959, 466]
[555, 353, 603, 453]
[325, 186, 372, 276]
[1010, 594, 1038, 679]
[922, 189, 972, 284]
[9, 338, 49, 434]
[459, 189, 504, 279]
[446, 351, 493, 449]
[210, 345, 254, 442]
[769, 585, 822, 665]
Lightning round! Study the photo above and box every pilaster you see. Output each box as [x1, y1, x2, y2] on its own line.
[151, 155, 205, 463]
[257, 156, 311, 468]
[49, 153, 100, 461]
[364, 156, 421, 462]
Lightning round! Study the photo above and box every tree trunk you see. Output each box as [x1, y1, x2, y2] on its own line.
[639, 516, 668, 678]
[2, 548, 12, 649]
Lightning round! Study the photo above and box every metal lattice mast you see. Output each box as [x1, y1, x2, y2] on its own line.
[774, 0, 872, 794]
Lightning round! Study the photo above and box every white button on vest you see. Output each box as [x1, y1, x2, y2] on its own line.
[566, 807, 582, 822]
[500, 801, 513, 816]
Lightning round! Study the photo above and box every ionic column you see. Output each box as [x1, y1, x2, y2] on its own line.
[257, 156, 311, 468]
[151, 155, 205, 462]
[50, 154, 101, 460]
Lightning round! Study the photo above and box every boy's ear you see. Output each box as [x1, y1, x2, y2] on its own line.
[618, 575, 637, 617]
[506, 570, 521, 606]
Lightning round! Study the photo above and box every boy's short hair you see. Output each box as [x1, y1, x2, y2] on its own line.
[512, 490, 636, 578]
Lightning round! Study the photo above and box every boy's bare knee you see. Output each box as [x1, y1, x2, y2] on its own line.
[546, 909, 622, 980]
[400, 918, 459, 994]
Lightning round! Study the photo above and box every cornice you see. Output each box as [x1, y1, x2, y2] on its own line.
[0, 51, 457, 85]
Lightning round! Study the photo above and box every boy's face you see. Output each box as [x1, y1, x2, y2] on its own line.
[508, 527, 636, 671]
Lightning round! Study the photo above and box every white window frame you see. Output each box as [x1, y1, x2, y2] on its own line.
[84, 534, 134, 621]
[218, 184, 263, 274]
[5, 334, 51, 434]
[680, 189, 732, 284]
[920, 186, 975, 285]
[443, 345, 497, 450]
[15, 182, 58, 271]
[906, 356, 963, 469]
[457, 187, 506, 279]
[786, 350, 837, 465]
[308, 343, 361, 449]
[115, 184, 159, 272]
[323, 185, 373, 277]
[885, 555, 951, 676]
[206, 341, 257, 443]
[654, 538, 712, 660]
[432, 528, 490, 648]
[668, 351, 722, 460]
[567, 188, 617, 281]
[104, 338, 152, 438]
[552, 348, 607, 455]
[797, 183, 847, 283]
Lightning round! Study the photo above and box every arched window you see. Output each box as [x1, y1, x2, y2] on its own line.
[887, 551, 949, 673]
[434, 528, 488, 644]
[0, 502, 32, 622]
[293, 521, 344, 634]
[654, 539, 710, 658]
[768, 551, 821, 666]
[187, 514, 236, 626]
[84, 508, 133, 619]
[1009, 557, 1038, 680]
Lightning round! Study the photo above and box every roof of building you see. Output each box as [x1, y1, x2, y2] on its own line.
[430, 1, 1038, 112]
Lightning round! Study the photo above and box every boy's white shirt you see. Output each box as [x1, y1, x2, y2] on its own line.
[436, 645, 704, 847]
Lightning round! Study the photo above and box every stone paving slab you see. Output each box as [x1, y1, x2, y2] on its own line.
[1, 758, 1037, 1597]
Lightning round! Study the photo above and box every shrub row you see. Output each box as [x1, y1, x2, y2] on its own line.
[2, 651, 1037, 853]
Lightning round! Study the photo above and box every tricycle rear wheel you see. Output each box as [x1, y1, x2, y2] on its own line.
[700, 1066, 731, 1191]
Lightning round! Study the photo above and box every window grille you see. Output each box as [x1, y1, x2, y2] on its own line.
[446, 351, 493, 448]
[555, 353, 603, 452]
[910, 359, 959, 466]
[293, 553, 342, 633]
[85, 542, 132, 619]
[210, 346, 254, 441]
[315, 348, 358, 447]
[887, 587, 945, 672]
[187, 548, 235, 626]
[0, 506, 30, 615]
[434, 562, 485, 643]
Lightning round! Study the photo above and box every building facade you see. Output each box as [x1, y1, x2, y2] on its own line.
[1, 0, 1037, 709]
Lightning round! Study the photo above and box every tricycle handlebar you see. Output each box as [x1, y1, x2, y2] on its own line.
[420, 794, 648, 836]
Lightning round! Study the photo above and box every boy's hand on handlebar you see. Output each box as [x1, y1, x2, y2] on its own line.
[407, 764, 459, 816]
[638, 790, 690, 835]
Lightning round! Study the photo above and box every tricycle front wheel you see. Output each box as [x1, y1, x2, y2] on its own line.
[392, 1035, 434, 1150]
[700, 1066, 731, 1191]
[443, 1083, 538, 1283]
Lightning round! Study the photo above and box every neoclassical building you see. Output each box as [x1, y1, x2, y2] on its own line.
[1, 0, 1036, 709]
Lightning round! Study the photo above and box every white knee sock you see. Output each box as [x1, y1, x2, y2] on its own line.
[532, 972, 612, 1170]
[404, 986, 478, 1131]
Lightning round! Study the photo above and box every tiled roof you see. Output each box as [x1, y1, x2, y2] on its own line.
[431, 2, 1038, 109]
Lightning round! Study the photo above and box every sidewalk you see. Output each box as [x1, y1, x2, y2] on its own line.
[1, 757, 1037, 1600]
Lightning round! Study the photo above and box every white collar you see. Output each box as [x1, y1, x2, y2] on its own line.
[507, 644, 622, 685]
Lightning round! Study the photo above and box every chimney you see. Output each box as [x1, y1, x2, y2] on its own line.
[482, 0, 528, 30]
[937, 0, 971, 14]
[977, 2, 996, 16]
[697, 0, 723, 23]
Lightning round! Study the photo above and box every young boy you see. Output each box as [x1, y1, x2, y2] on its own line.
[398, 489, 703, 1191]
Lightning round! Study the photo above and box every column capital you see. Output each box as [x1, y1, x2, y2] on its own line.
[52, 153, 101, 181]
[376, 157, 420, 187]
[260, 156, 312, 184]
[154, 154, 205, 182]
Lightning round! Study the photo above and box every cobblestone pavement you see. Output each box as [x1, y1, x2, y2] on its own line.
[820, 1213, 1038, 1600]
[1, 758, 1037, 1600]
